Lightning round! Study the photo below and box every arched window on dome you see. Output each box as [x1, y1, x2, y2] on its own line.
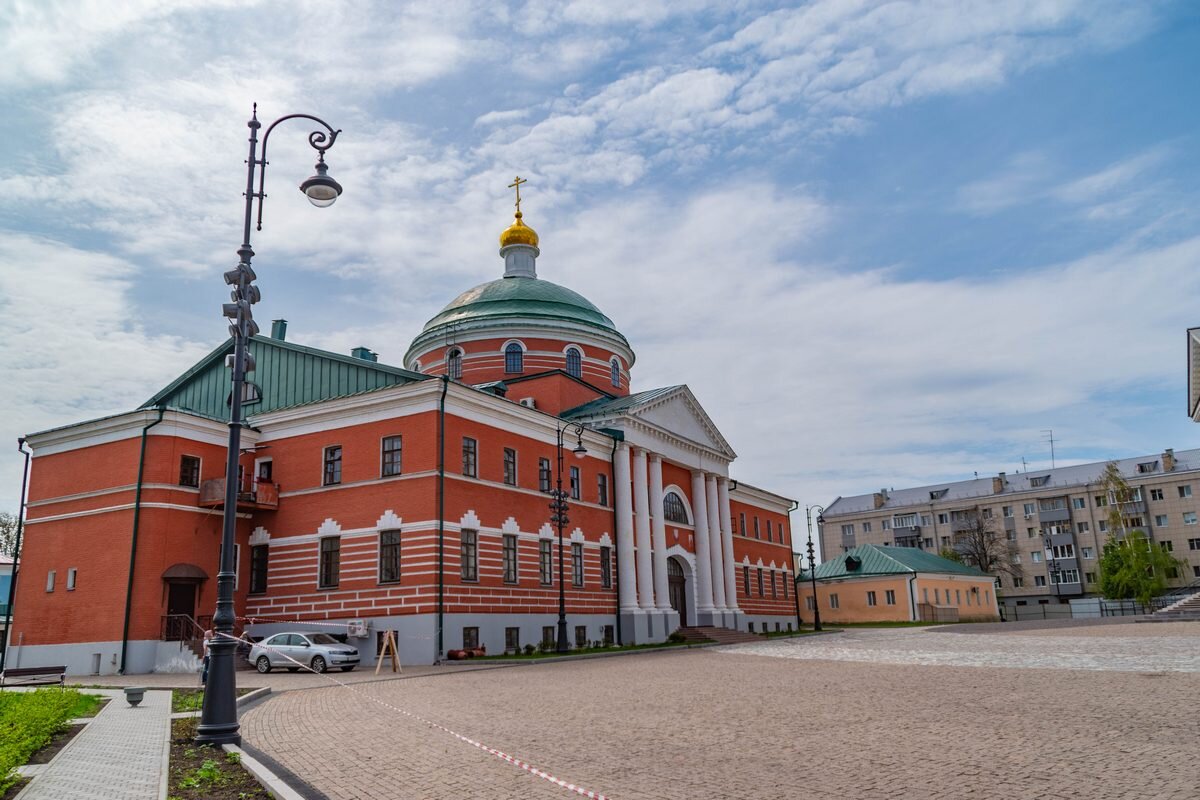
[504, 343, 523, 374]
[663, 491, 689, 524]
[447, 348, 463, 380]
[610, 358, 621, 388]
[565, 347, 582, 379]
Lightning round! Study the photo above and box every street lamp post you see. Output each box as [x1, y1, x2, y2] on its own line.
[550, 422, 587, 653]
[196, 105, 343, 746]
[805, 505, 824, 631]
[1043, 533, 1060, 601]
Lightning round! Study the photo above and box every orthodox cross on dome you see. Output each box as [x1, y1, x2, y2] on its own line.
[508, 175, 527, 215]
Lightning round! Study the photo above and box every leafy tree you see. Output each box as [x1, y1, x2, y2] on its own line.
[938, 546, 964, 564]
[0, 512, 18, 558]
[1098, 461, 1137, 538]
[1098, 530, 1186, 605]
[949, 509, 1022, 580]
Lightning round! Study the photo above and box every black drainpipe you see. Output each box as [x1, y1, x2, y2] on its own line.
[0, 438, 33, 673]
[119, 406, 165, 674]
[435, 376, 449, 663]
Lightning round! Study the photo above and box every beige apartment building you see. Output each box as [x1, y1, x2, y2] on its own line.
[819, 448, 1200, 609]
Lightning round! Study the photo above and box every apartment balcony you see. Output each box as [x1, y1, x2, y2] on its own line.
[198, 478, 279, 511]
[1003, 516, 1017, 531]
[1120, 500, 1147, 514]
[1037, 507, 1071, 523]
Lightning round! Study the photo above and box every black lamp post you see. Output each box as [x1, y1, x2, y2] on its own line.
[1043, 533, 1060, 601]
[550, 422, 587, 653]
[805, 505, 824, 631]
[196, 105, 343, 746]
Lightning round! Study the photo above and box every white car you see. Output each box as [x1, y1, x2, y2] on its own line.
[249, 632, 359, 674]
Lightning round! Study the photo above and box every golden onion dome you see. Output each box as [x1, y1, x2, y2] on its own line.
[499, 211, 539, 249]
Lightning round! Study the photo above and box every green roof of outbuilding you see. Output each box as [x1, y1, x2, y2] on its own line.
[142, 336, 428, 420]
[419, 276, 620, 334]
[810, 545, 989, 580]
[561, 386, 683, 419]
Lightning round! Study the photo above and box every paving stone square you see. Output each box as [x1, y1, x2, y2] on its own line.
[239, 623, 1200, 799]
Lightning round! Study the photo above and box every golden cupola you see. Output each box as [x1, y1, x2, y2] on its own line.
[499, 210, 539, 249]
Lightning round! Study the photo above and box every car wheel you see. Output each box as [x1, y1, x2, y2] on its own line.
[256, 656, 272, 674]
[311, 656, 327, 674]
[340, 666, 355, 672]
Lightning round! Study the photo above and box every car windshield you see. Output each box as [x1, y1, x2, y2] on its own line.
[308, 633, 339, 645]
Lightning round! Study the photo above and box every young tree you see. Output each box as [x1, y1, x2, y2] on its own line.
[949, 509, 1022, 580]
[0, 512, 18, 558]
[1098, 461, 1136, 538]
[1098, 531, 1186, 605]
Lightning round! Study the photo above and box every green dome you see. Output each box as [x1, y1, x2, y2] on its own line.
[419, 276, 619, 334]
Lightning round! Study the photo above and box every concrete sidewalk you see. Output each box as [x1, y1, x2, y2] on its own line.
[16, 688, 170, 800]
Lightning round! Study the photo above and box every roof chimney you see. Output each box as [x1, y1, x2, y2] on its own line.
[1163, 449, 1176, 472]
[270, 319, 288, 340]
[873, 489, 888, 509]
[993, 472, 1006, 494]
[351, 347, 378, 362]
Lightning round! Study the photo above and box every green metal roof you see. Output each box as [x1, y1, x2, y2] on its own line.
[561, 386, 684, 419]
[142, 336, 428, 420]
[809, 545, 989, 580]
[419, 276, 620, 334]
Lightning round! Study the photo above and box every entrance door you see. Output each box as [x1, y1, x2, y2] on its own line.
[166, 582, 195, 640]
[667, 558, 686, 624]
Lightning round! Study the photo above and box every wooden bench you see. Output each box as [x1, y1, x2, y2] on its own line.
[0, 665, 67, 689]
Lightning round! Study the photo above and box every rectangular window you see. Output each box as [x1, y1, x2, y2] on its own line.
[575, 625, 587, 648]
[756, 568, 764, 596]
[323, 445, 342, 486]
[1031, 551, 1042, 563]
[1077, 521, 1090, 534]
[378, 531, 402, 583]
[572, 542, 584, 587]
[743, 565, 750, 596]
[1051, 544, 1075, 559]
[1095, 495, 1108, 507]
[1081, 546, 1094, 559]
[1098, 520, 1108, 532]
[1027, 528, 1037, 538]
[1002, 506, 1013, 518]
[319, 537, 340, 588]
[1186, 512, 1199, 526]
[885, 589, 896, 605]
[920, 514, 932, 526]
[1151, 488, 1164, 501]
[1006, 530, 1017, 541]
[539, 539, 553, 585]
[1085, 572, 1097, 583]
[462, 627, 479, 649]
[739, 513, 746, 536]
[1194, 565, 1200, 578]
[542, 626, 555, 648]
[603, 625, 615, 645]
[1023, 503, 1036, 517]
[1180, 485, 1193, 498]
[766, 520, 773, 542]
[502, 534, 518, 583]
[179, 455, 201, 488]
[1160, 540, 1174, 552]
[923, 538, 933, 548]
[805, 596, 815, 610]
[66, 568, 77, 591]
[934, 589, 941, 604]
[598, 474, 609, 506]
[829, 593, 840, 609]
[250, 544, 269, 594]
[1013, 577, 1024, 587]
[867, 590, 877, 607]
[569, 466, 581, 500]
[1034, 575, 1046, 587]
[539, 458, 551, 492]
[503, 447, 517, 486]
[1155, 514, 1169, 527]
[937, 513, 948, 524]
[1071, 497, 1086, 510]
[782, 572, 788, 598]
[841, 523, 854, 536]
[381, 435, 402, 477]
[770, 571, 777, 598]
[461, 530, 478, 581]
[1011, 554, 1021, 564]
[956, 589, 961, 605]
[881, 519, 891, 530]
[1189, 538, 1200, 550]
[600, 546, 612, 588]
[1051, 569, 1079, 585]
[462, 438, 477, 478]
[505, 627, 520, 654]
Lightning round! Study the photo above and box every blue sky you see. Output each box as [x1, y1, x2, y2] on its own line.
[2, 1, 1199, 549]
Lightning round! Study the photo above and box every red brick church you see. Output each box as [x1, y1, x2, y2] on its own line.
[9, 195, 797, 673]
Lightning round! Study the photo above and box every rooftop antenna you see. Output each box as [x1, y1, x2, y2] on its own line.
[1021, 456, 1028, 473]
[1042, 429, 1056, 468]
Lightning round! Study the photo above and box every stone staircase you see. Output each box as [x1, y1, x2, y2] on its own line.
[1145, 590, 1200, 622]
[677, 625, 764, 645]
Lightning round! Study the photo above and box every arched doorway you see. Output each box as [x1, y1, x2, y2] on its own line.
[667, 556, 687, 625]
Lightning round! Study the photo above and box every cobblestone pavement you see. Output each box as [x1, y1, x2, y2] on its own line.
[721, 622, 1200, 672]
[19, 688, 170, 800]
[240, 624, 1200, 800]
[72, 661, 510, 690]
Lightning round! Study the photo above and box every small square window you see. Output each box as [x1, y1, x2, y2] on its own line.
[323, 445, 342, 486]
[462, 627, 479, 649]
[179, 455, 201, 488]
[1184, 512, 1198, 526]
[1151, 488, 1164, 501]
[1179, 485, 1193, 499]
[381, 436, 403, 477]
[1155, 514, 1169, 527]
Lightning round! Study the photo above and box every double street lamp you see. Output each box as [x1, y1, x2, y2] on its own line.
[549, 423, 587, 653]
[803, 505, 824, 631]
[197, 106, 343, 746]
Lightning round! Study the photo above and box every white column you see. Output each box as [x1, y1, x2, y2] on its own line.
[706, 474, 727, 611]
[649, 454, 671, 611]
[632, 447, 655, 610]
[613, 443, 638, 613]
[691, 470, 715, 613]
[718, 478, 739, 610]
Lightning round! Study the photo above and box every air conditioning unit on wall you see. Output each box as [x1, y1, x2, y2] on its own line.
[519, 397, 536, 409]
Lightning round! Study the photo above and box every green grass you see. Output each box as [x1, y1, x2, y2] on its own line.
[171, 688, 256, 714]
[472, 640, 711, 660]
[67, 693, 104, 718]
[0, 689, 92, 793]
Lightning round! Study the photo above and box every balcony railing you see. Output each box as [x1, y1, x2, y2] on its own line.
[198, 478, 279, 510]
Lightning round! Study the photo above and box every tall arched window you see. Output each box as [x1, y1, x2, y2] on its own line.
[664, 491, 689, 524]
[565, 347, 582, 379]
[504, 343, 523, 373]
[610, 358, 621, 388]
[447, 348, 463, 380]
